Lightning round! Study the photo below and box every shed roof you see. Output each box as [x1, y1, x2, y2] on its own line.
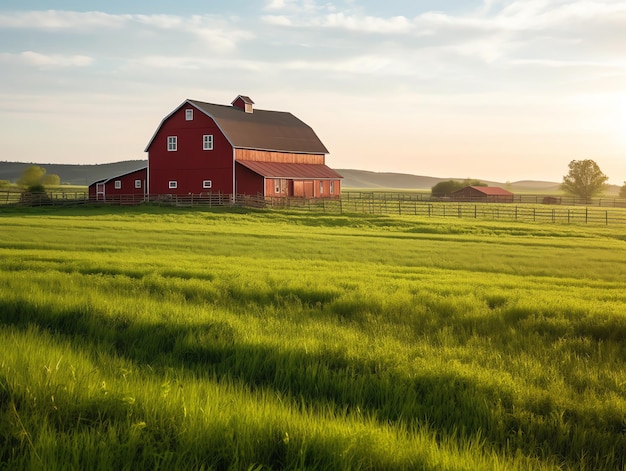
[145, 98, 329, 155]
[237, 160, 342, 179]
[89, 167, 147, 186]
[455, 186, 513, 196]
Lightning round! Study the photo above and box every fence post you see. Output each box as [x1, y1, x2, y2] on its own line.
[474, 205, 477, 218]
[606, 210, 609, 225]
[585, 206, 588, 223]
[567, 209, 570, 224]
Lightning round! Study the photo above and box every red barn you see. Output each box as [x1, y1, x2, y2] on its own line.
[451, 186, 514, 203]
[144, 95, 342, 198]
[88, 167, 147, 202]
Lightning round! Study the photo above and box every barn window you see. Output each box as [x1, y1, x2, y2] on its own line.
[114, 180, 121, 189]
[274, 179, 280, 193]
[169, 181, 177, 189]
[135, 179, 142, 189]
[203, 135, 213, 150]
[319, 181, 324, 195]
[167, 136, 177, 151]
[185, 109, 193, 120]
[330, 181, 335, 194]
[203, 180, 212, 189]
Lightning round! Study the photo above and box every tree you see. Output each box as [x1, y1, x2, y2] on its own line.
[41, 173, 61, 186]
[16, 165, 61, 188]
[619, 182, 626, 199]
[560, 159, 608, 201]
[17, 165, 46, 188]
[19, 183, 52, 206]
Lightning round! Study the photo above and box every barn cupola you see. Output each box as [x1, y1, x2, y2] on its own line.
[231, 95, 255, 113]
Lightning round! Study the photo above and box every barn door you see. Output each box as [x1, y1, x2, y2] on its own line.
[96, 182, 105, 201]
[304, 181, 314, 198]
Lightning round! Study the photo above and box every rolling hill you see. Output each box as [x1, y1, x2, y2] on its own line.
[0, 160, 147, 186]
[1, 160, 617, 195]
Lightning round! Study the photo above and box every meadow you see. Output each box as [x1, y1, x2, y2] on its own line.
[1, 205, 625, 470]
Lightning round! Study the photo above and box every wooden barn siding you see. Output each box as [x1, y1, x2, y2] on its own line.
[235, 149, 324, 164]
[147, 106, 234, 195]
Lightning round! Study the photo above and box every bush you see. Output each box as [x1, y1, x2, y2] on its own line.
[19, 184, 52, 206]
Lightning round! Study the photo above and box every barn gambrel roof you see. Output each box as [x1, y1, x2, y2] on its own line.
[145, 98, 329, 155]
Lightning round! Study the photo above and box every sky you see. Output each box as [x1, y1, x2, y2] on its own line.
[1, 1, 625, 184]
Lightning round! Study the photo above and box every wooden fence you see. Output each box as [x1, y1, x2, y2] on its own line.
[342, 191, 626, 208]
[2, 189, 626, 226]
[277, 198, 626, 226]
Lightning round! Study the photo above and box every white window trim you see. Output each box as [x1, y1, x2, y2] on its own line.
[319, 181, 324, 194]
[330, 181, 335, 194]
[114, 180, 121, 189]
[167, 136, 177, 151]
[203, 180, 212, 189]
[135, 179, 142, 189]
[169, 181, 177, 189]
[185, 109, 193, 120]
[203, 134, 214, 151]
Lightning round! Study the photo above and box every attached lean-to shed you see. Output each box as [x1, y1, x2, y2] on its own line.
[88, 167, 147, 202]
[450, 186, 514, 203]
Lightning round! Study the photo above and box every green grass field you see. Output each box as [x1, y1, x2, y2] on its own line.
[1, 205, 626, 470]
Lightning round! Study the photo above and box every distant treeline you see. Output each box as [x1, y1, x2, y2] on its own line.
[0, 160, 147, 186]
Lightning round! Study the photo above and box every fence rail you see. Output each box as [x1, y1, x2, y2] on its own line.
[2, 189, 626, 226]
[342, 191, 626, 208]
[296, 198, 626, 226]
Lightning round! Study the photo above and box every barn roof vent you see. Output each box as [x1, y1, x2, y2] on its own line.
[232, 95, 254, 113]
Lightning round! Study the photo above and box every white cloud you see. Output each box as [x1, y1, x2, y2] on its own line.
[262, 15, 293, 26]
[133, 14, 184, 29]
[263, 0, 326, 14]
[265, 0, 287, 10]
[0, 10, 128, 30]
[0, 51, 94, 68]
[133, 55, 264, 72]
[319, 13, 413, 34]
[0, 10, 254, 55]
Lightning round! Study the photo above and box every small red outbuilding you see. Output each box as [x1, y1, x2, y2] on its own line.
[451, 186, 514, 203]
[88, 167, 147, 202]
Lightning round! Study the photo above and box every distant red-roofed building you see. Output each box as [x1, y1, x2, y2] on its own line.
[451, 186, 514, 203]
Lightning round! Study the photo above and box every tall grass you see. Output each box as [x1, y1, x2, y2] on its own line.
[1, 205, 625, 469]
